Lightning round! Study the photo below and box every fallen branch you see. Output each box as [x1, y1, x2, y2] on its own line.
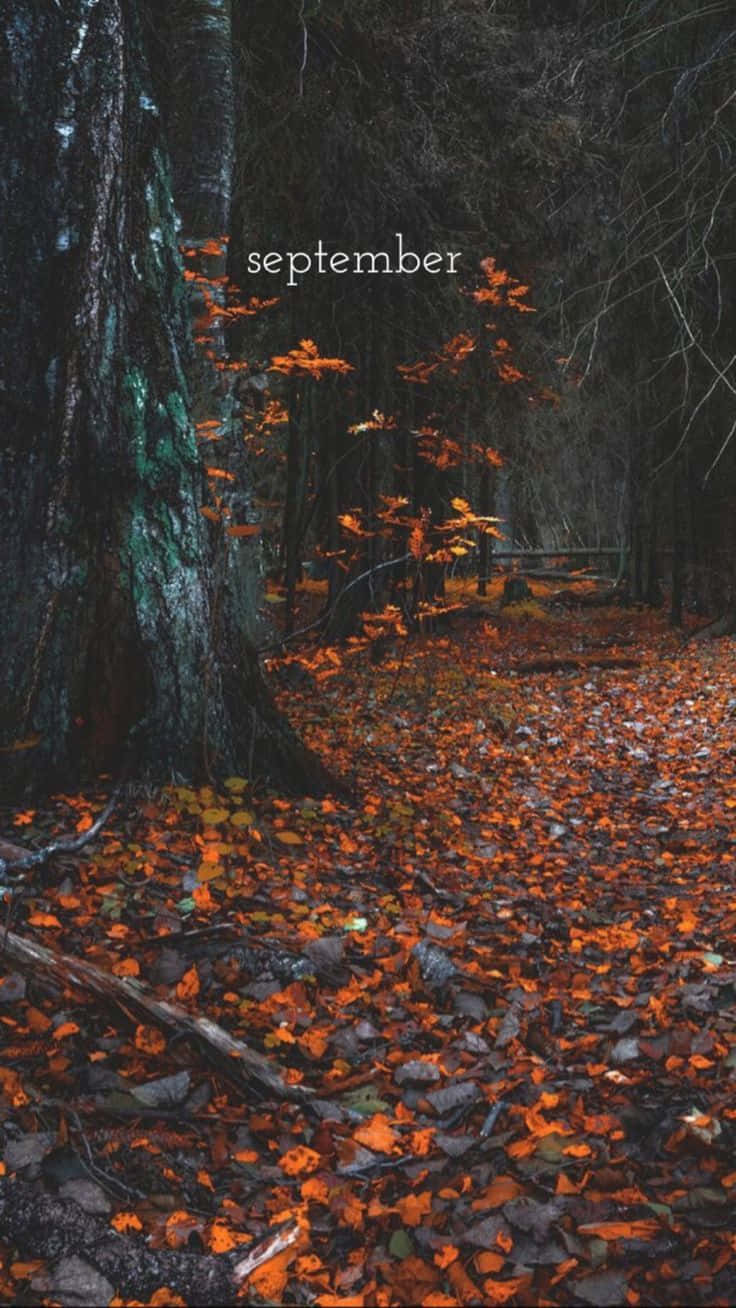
[0, 928, 311, 1105]
[513, 655, 640, 674]
[0, 788, 119, 882]
[232, 1221, 301, 1281]
[550, 587, 628, 608]
[0, 1176, 299, 1305]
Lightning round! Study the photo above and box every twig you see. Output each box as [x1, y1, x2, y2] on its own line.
[297, 0, 308, 98]
[233, 1220, 301, 1283]
[0, 788, 120, 882]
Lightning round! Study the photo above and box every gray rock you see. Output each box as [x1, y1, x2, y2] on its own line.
[58, 1179, 112, 1216]
[4, 1132, 54, 1174]
[131, 1070, 191, 1108]
[37, 1255, 114, 1308]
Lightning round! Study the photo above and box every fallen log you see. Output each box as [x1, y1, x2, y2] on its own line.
[513, 655, 641, 674]
[550, 586, 629, 608]
[0, 1176, 300, 1306]
[0, 928, 311, 1105]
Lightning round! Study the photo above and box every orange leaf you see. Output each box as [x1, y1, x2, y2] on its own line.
[226, 523, 261, 537]
[296, 1253, 325, 1276]
[563, 1142, 592, 1157]
[12, 811, 35, 827]
[234, 1149, 259, 1165]
[248, 1247, 295, 1301]
[394, 1191, 432, 1226]
[135, 1024, 166, 1056]
[164, 1211, 202, 1249]
[280, 1145, 322, 1176]
[111, 1212, 142, 1233]
[10, 1261, 45, 1279]
[176, 965, 200, 1000]
[353, 1114, 398, 1154]
[302, 1175, 330, 1204]
[28, 912, 62, 929]
[26, 1006, 51, 1032]
[148, 1292, 187, 1307]
[556, 1172, 587, 1195]
[315, 1298, 365, 1308]
[112, 957, 140, 978]
[298, 1029, 329, 1059]
[0, 1068, 30, 1107]
[471, 1176, 522, 1210]
[474, 1252, 505, 1275]
[482, 1275, 533, 1305]
[434, 1246, 459, 1269]
[52, 1021, 80, 1041]
[447, 1259, 482, 1305]
[209, 1221, 237, 1253]
[578, 1220, 660, 1241]
[410, 1128, 435, 1156]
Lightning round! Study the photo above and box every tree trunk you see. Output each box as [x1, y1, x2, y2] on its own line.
[0, 0, 343, 799]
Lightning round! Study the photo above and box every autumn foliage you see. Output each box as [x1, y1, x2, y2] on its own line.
[2, 599, 736, 1304]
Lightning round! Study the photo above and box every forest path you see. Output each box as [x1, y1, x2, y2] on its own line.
[2, 607, 736, 1305]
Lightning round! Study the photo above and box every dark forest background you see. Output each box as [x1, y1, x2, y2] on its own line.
[2, 0, 735, 794]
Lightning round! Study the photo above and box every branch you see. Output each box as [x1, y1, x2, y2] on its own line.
[0, 926, 312, 1106]
[0, 1176, 300, 1305]
[0, 787, 120, 883]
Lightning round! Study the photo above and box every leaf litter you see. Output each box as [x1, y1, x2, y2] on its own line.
[1, 606, 736, 1304]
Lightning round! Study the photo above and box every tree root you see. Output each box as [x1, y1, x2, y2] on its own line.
[687, 608, 736, 642]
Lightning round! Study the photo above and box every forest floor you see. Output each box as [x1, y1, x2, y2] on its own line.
[1, 593, 736, 1307]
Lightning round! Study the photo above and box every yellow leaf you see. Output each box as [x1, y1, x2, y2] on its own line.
[276, 830, 303, 845]
[230, 809, 254, 827]
[200, 807, 230, 825]
[197, 861, 224, 882]
[224, 777, 248, 792]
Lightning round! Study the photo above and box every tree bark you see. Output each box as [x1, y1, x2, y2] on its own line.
[0, 0, 344, 799]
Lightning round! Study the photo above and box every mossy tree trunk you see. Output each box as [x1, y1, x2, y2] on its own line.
[0, 0, 341, 800]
